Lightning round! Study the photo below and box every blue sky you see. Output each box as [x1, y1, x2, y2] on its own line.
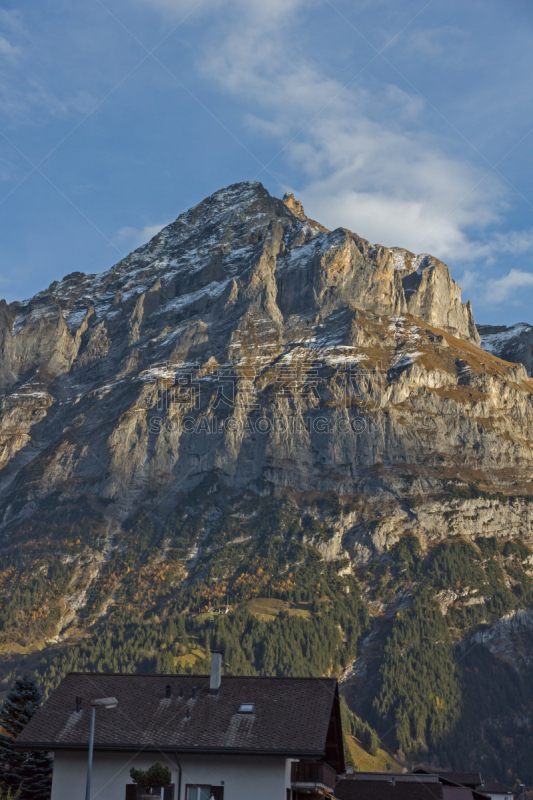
[0, 0, 532, 325]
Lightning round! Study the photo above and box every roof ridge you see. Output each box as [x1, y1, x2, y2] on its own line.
[65, 672, 336, 680]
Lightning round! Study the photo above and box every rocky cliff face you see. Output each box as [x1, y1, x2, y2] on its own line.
[2, 181, 533, 579]
[0, 183, 518, 513]
[1, 185, 532, 535]
[2, 179, 533, 606]
[1, 182, 533, 779]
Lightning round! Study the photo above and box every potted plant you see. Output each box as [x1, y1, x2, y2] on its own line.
[130, 763, 172, 797]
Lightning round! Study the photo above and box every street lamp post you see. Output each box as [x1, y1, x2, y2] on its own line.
[85, 697, 118, 800]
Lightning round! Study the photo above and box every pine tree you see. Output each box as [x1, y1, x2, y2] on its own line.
[23, 749, 53, 800]
[0, 675, 52, 799]
[0, 787, 22, 800]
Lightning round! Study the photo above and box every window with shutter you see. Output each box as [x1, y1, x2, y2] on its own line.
[163, 785, 175, 800]
[125, 785, 137, 800]
[209, 788, 224, 800]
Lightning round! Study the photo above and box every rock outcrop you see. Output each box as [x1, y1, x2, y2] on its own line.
[0, 180, 532, 619]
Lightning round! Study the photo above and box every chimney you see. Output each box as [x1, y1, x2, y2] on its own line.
[75, 696, 82, 713]
[165, 685, 172, 699]
[210, 650, 222, 695]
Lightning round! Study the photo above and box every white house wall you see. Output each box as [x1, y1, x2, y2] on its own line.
[50, 750, 293, 800]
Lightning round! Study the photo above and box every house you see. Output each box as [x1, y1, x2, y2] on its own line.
[16, 651, 344, 800]
[410, 770, 504, 800]
[475, 785, 514, 800]
[412, 770, 483, 789]
[335, 772, 445, 800]
[335, 771, 499, 800]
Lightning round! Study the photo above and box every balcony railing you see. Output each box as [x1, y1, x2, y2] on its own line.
[291, 761, 337, 789]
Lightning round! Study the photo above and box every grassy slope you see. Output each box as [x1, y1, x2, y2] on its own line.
[345, 734, 405, 773]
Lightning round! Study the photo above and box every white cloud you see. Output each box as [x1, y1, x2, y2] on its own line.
[291, 114, 503, 260]
[0, 36, 20, 58]
[0, 9, 25, 40]
[133, 0, 305, 18]
[404, 26, 467, 60]
[483, 230, 533, 258]
[460, 265, 533, 307]
[456, 270, 479, 292]
[192, 1, 507, 263]
[455, 231, 533, 281]
[131, 0, 205, 13]
[138, 0, 530, 279]
[114, 222, 171, 253]
[0, 11, 97, 122]
[482, 269, 533, 304]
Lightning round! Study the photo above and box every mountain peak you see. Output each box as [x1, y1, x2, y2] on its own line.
[3, 180, 481, 390]
[282, 191, 307, 221]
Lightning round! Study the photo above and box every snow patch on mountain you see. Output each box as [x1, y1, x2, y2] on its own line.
[479, 323, 532, 354]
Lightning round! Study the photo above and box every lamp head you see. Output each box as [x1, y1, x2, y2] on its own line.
[91, 697, 118, 709]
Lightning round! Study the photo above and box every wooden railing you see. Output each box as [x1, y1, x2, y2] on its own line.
[291, 761, 337, 789]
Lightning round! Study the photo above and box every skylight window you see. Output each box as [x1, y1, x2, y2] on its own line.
[238, 703, 255, 714]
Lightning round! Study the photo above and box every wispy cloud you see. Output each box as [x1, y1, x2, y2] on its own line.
[114, 221, 171, 252]
[189, 0, 507, 262]
[458, 231, 533, 287]
[0, 36, 21, 59]
[0, 10, 96, 122]
[482, 269, 533, 304]
[482, 230, 533, 258]
[459, 263, 533, 307]
[141, 0, 533, 323]
[456, 269, 479, 292]
[134, 0, 305, 17]
[291, 114, 503, 261]
[404, 26, 467, 60]
[0, 9, 26, 39]
[99, 1, 533, 325]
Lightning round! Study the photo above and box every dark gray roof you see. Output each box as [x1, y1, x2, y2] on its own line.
[16, 673, 342, 762]
[336, 778, 444, 800]
[413, 770, 483, 788]
[477, 785, 514, 795]
[437, 774, 483, 788]
[442, 789, 477, 800]
[343, 775, 440, 783]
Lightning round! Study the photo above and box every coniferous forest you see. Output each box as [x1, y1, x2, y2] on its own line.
[1, 489, 533, 788]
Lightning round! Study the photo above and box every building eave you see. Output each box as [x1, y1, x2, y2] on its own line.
[15, 742, 326, 757]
